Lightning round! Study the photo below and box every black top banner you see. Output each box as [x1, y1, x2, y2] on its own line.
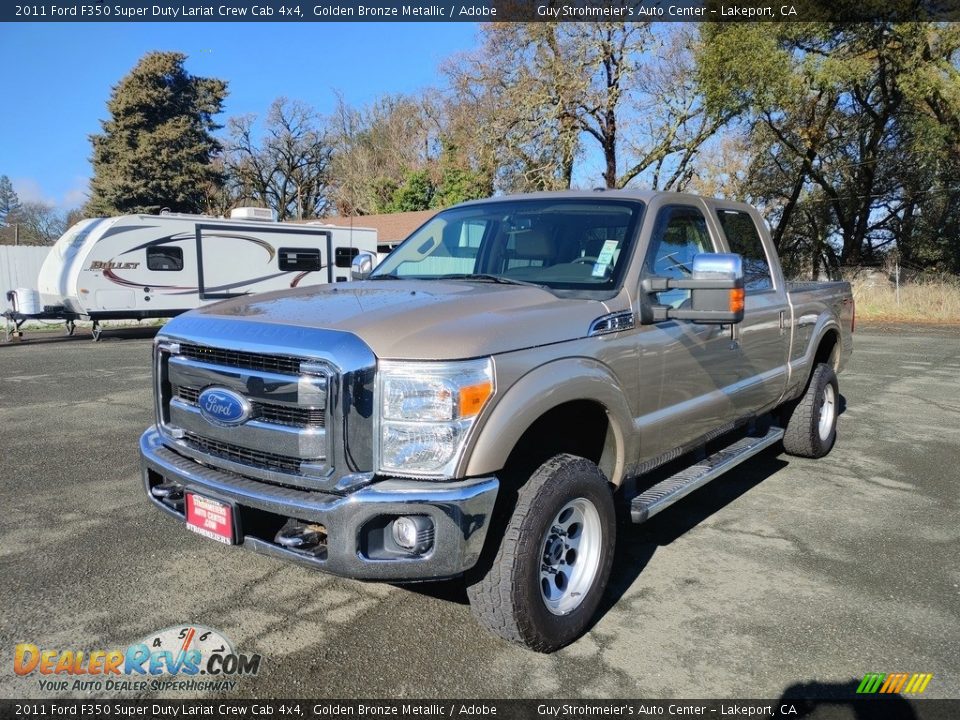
[4, 0, 960, 22]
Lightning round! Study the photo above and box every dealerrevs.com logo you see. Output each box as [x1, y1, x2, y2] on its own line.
[14, 625, 261, 693]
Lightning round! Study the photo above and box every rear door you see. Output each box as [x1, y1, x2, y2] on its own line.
[712, 205, 790, 414]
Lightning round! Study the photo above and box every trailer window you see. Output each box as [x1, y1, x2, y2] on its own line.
[335, 247, 359, 268]
[716, 210, 773, 292]
[147, 246, 184, 271]
[279, 248, 322, 271]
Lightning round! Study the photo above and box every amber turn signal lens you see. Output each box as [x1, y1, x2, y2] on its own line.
[729, 288, 745, 313]
[459, 381, 493, 418]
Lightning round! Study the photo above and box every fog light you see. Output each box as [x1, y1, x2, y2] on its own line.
[391, 515, 434, 554]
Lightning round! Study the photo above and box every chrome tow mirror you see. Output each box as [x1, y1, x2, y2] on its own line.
[640, 252, 745, 325]
[351, 251, 375, 281]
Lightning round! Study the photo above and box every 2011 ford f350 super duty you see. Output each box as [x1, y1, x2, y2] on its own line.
[140, 190, 853, 651]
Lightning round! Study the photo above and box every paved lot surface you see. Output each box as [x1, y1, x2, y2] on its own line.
[1, 325, 958, 700]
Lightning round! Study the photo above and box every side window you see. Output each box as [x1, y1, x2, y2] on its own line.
[278, 248, 321, 271]
[146, 246, 183, 271]
[716, 209, 773, 292]
[645, 206, 713, 308]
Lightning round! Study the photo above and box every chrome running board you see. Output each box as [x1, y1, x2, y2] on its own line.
[630, 426, 785, 523]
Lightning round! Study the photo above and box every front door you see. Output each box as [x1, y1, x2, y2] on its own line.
[635, 203, 741, 460]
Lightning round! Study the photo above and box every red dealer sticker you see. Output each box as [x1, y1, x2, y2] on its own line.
[185, 493, 235, 545]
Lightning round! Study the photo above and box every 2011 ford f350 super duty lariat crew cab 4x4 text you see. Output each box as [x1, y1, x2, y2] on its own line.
[140, 190, 853, 651]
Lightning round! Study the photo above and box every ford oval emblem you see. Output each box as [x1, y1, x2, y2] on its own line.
[197, 387, 251, 427]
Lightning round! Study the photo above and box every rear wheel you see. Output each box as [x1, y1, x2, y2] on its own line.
[782, 362, 839, 458]
[466, 454, 616, 652]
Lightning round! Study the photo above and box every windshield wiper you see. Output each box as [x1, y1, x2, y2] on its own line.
[368, 273, 403, 280]
[437, 273, 545, 288]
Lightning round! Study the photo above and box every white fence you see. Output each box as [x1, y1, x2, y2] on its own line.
[0, 245, 51, 312]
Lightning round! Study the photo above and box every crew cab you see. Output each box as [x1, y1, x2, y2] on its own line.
[140, 191, 854, 651]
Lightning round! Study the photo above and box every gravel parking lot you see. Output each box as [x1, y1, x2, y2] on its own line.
[1, 325, 957, 700]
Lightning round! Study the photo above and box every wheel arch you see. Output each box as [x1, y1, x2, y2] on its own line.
[813, 326, 842, 372]
[463, 358, 633, 487]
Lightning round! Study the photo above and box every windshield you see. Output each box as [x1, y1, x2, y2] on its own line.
[371, 198, 644, 291]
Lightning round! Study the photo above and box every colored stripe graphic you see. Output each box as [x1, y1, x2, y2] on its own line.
[856, 673, 886, 694]
[908, 674, 934, 694]
[880, 673, 908, 693]
[857, 673, 933, 694]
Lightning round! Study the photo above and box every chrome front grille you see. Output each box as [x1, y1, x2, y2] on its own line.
[157, 340, 333, 491]
[183, 432, 302, 475]
[178, 342, 304, 375]
[176, 385, 325, 428]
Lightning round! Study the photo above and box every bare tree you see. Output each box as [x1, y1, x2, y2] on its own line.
[448, 24, 728, 192]
[1, 202, 66, 245]
[620, 26, 734, 190]
[446, 24, 586, 192]
[328, 93, 437, 215]
[225, 98, 332, 220]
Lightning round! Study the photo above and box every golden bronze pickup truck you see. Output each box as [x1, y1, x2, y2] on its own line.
[140, 190, 854, 651]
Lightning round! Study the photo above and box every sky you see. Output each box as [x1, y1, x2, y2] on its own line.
[0, 22, 480, 211]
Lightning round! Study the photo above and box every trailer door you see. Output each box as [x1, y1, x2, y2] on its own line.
[195, 224, 332, 300]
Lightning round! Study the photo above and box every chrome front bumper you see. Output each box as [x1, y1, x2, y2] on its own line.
[140, 426, 499, 581]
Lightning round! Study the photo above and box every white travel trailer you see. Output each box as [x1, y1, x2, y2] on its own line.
[35, 208, 378, 336]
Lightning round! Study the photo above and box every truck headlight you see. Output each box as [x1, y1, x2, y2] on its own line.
[378, 358, 494, 478]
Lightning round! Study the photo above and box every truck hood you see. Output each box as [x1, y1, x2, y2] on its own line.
[192, 280, 610, 359]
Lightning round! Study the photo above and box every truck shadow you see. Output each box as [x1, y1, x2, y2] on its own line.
[594, 445, 790, 629]
[402, 444, 794, 614]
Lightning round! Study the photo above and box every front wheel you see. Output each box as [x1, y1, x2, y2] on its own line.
[466, 454, 616, 652]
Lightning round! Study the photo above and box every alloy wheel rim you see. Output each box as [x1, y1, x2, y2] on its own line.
[819, 383, 836, 442]
[539, 497, 603, 616]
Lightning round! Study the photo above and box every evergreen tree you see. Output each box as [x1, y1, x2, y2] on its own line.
[86, 52, 227, 216]
[385, 170, 434, 212]
[0, 175, 20, 225]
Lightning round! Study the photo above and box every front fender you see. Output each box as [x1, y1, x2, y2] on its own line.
[462, 357, 635, 486]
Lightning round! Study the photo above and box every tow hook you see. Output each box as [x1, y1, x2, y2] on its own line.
[275, 522, 327, 551]
[150, 482, 184, 512]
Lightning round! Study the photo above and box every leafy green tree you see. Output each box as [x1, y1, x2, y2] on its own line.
[432, 142, 489, 208]
[86, 51, 227, 216]
[0, 175, 20, 225]
[385, 170, 435, 213]
[699, 23, 960, 271]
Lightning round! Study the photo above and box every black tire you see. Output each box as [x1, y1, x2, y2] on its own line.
[781, 362, 839, 458]
[466, 454, 616, 652]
